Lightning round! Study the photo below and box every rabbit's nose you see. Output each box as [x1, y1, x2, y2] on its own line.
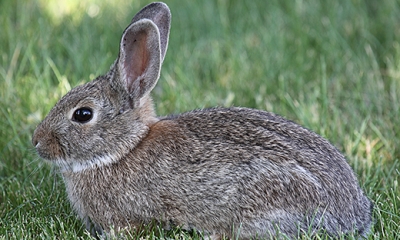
[32, 133, 39, 147]
[32, 128, 41, 147]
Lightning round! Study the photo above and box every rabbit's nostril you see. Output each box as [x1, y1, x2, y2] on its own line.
[32, 134, 39, 147]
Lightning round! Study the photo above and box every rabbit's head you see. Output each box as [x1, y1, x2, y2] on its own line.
[32, 2, 171, 172]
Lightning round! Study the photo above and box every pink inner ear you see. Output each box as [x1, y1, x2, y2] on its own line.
[123, 29, 149, 93]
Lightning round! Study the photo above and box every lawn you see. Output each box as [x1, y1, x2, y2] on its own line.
[1, 0, 399, 239]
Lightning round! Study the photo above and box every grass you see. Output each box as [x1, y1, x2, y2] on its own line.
[0, 0, 399, 239]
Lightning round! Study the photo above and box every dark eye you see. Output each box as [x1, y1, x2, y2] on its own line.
[73, 108, 93, 123]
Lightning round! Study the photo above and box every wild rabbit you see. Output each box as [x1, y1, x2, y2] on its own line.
[32, 2, 372, 239]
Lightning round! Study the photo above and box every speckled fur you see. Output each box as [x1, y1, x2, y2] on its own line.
[32, 2, 372, 239]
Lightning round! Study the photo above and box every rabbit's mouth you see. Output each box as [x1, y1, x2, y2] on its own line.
[34, 144, 119, 173]
[52, 153, 120, 173]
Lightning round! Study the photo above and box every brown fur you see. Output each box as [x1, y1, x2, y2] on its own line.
[32, 2, 372, 239]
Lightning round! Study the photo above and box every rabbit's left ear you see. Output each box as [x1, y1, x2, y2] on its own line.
[115, 3, 171, 104]
[130, 2, 171, 61]
[116, 19, 160, 101]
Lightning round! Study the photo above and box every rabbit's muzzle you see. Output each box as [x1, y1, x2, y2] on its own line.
[32, 123, 65, 162]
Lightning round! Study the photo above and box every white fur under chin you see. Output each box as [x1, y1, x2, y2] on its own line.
[55, 153, 118, 173]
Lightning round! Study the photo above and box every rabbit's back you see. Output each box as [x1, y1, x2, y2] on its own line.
[146, 107, 372, 237]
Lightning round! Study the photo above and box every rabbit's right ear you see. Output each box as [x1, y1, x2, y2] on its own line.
[113, 3, 170, 106]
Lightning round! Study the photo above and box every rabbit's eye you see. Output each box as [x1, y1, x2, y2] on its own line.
[73, 108, 93, 123]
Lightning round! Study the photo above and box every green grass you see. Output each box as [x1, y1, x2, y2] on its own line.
[1, 0, 399, 239]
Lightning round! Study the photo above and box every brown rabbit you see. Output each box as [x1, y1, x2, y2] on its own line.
[32, 2, 373, 239]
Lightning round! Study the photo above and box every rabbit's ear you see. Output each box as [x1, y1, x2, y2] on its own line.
[130, 2, 171, 61]
[116, 19, 161, 103]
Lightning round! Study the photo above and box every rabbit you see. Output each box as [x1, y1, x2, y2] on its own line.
[32, 2, 373, 239]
